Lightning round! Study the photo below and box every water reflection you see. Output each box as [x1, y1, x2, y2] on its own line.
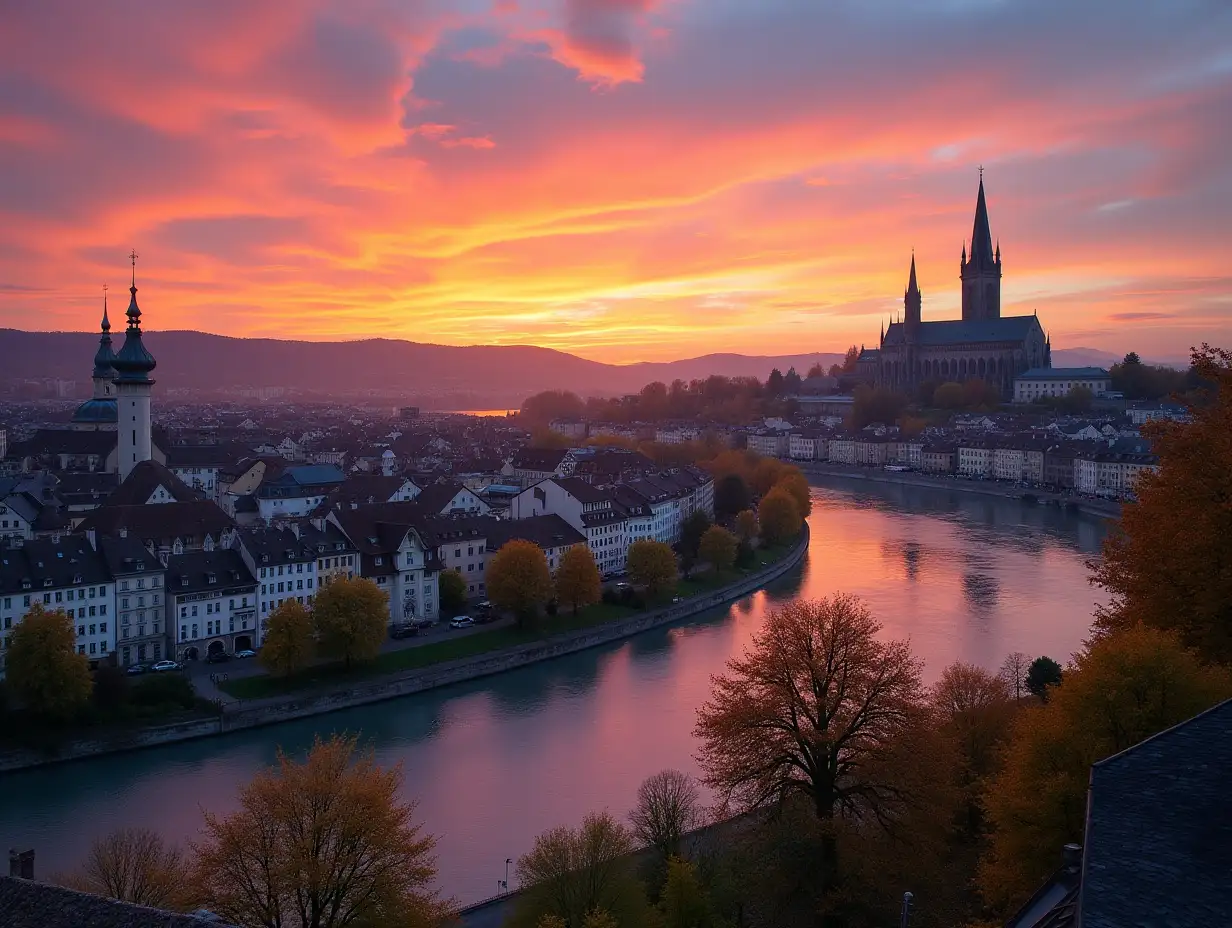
[0, 478, 1109, 906]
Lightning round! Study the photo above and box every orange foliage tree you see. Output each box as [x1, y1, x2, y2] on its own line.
[192, 733, 451, 928]
[1091, 345, 1232, 664]
[554, 544, 602, 616]
[757, 487, 801, 545]
[487, 539, 553, 625]
[5, 603, 93, 720]
[979, 625, 1232, 912]
[260, 599, 315, 677]
[311, 576, 388, 671]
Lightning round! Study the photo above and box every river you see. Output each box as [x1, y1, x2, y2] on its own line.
[0, 477, 1110, 905]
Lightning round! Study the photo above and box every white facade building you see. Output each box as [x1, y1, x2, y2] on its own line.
[167, 549, 260, 661]
[1013, 367, 1111, 403]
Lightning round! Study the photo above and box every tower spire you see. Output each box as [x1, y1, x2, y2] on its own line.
[101, 284, 110, 332]
[970, 173, 994, 267]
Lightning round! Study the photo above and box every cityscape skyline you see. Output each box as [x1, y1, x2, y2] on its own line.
[1, 1, 1229, 364]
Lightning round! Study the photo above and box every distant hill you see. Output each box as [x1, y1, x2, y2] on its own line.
[0, 329, 1159, 409]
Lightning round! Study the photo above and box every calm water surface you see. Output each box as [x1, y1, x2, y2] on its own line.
[0, 479, 1109, 904]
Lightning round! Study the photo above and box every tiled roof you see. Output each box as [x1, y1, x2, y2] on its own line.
[104, 460, 200, 507]
[488, 514, 585, 551]
[0, 876, 230, 928]
[165, 443, 251, 468]
[10, 428, 117, 457]
[511, 448, 568, 471]
[166, 549, 256, 595]
[236, 526, 318, 566]
[413, 481, 471, 514]
[883, 314, 1041, 347]
[0, 535, 111, 596]
[78, 500, 234, 544]
[553, 477, 612, 505]
[97, 533, 162, 576]
[1079, 698, 1232, 928]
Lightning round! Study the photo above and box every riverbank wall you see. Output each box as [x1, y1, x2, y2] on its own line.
[0, 527, 809, 773]
[798, 462, 1122, 519]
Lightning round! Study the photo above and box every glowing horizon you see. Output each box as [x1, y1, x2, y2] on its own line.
[1, 1, 1229, 364]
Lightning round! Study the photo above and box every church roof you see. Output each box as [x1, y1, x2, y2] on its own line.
[111, 264, 157, 383]
[92, 295, 116, 379]
[71, 397, 118, 424]
[969, 176, 996, 269]
[882, 315, 1040, 347]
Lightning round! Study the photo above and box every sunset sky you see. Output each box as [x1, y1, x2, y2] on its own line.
[1, 0, 1229, 363]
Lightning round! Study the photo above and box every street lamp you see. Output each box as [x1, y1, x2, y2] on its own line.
[899, 891, 914, 928]
[499, 857, 512, 894]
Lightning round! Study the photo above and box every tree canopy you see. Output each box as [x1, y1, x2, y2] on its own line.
[4, 603, 92, 720]
[757, 487, 801, 545]
[259, 599, 315, 677]
[697, 525, 737, 574]
[311, 576, 388, 671]
[487, 539, 554, 624]
[437, 569, 468, 618]
[627, 540, 678, 599]
[555, 545, 602, 616]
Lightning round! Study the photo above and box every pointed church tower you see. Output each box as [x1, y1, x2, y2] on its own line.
[91, 288, 116, 399]
[960, 172, 1002, 322]
[111, 252, 157, 479]
[904, 251, 922, 337]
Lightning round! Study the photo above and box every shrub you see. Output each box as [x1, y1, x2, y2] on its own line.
[131, 674, 196, 710]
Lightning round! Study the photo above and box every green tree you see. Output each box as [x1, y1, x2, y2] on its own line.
[512, 812, 646, 928]
[1092, 345, 1232, 664]
[192, 733, 452, 928]
[659, 857, 715, 928]
[627, 540, 678, 599]
[713, 474, 751, 518]
[487, 540, 553, 626]
[259, 599, 315, 677]
[697, 525, 737, 574]
[766, 368, 785, 396]
[757, 487, 801, 545]
[932, 381, 965, 409]
[980, 626, 1232, 911]
[679, 511, 712, 562]
[851, 384, 908, 428]
[438, 569, 468, 618]
[1026, 656, 1062, 701]
[311, 576, 388, 671]
[734, 509, 758, 544]
[555, 545, 602, 616]
[5, 603, 92, 720]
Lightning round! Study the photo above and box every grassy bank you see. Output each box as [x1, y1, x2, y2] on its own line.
[219, 539, 798, 701]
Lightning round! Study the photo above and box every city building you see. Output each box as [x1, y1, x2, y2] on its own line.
[412, 480, 491, 516]
[509, 477, 629, 576]
[330, 504, 440, 624]
[863, 177, 1052, 395]
[166, 548, 259, 661]
[1013, 367, 1111, 403]
[255, 464, 346, 521]
[99, 532, 167, 667]
[111, 259, 158, 480]
[296, 521, 359, 586]
[233, 526, 320, 635]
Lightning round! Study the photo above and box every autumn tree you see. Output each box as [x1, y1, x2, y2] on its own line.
[627, 540, 678, 599]
[311, 576, 388, 671]
[1026, 656, 1062, 701]
[659, 857, 717, 928]
[734, 509, 758, 544]
[629, 769, 704, 861]
[56, 827, 186, 910]
[998, 651, 1030, 701]
[192, 733, 451, 928]
[697, 525, 737, 574]
[980, 625, 1232, 911]
[695, 595, 942, 908]
[259, 599, 315, 677]
[713, 474, 751, 518]
[773, 471, 813, 517]
[512, 811, 647, 928]
[1092, 345, 1232, 664]
[555, 545, 601, 616]
[438, 569, 467, 618]
[757, 487, 801, 545]
[5, 603, 92, 720]
[931, 662, 1016, 832]
[680, 510, 712, 563]
[751, 457, 789, 497]
[488, 540, 554, 626]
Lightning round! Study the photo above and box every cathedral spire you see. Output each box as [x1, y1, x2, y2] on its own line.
[906, 250, 920, 297]
[91, 285, 117, 382]
[113, 249, 157, 384]
[970, 173, 994, 268]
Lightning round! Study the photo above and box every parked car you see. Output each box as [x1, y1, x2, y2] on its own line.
[234, 649, 257, 659]
[450, 616, 475, 629]
[125, 663, 150, 676]
[151, 660, 179, 672]
[205, 651, 232, 664]
[411, 617, 435, 629]
[388, 624, 419, 640]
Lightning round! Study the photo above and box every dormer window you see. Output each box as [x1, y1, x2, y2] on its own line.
[261, 554, 269, 563]
[43, 578, 53, 587]
[73, 574, 83, 584]
[181, 577, 189, 587]
[207, 573, 217, 584]
[21, 579, 31, 590]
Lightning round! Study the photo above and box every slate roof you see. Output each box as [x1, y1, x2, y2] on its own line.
[882, 314, 1041, 347]
[104, 460, 200, 507]
[55, 471, 120, 508]
[166, 549, 256, 596]
[236, 525, 318, 566]
[97, 532, 162, 576]
[414, 480, 473, 514]
[511, 448, 569, 471]
[553, 476, 612, 505]
[165, 443, 251, 468]
[332, 502, 424, 555]
[1078, 697, 1232, 928]
[77, 500, 234, 544]
[295, 521, 356, 555]
[1017, 367, 1109, 380]
[12, 428, 117, 457]
[0, 534, 111, 596]
[0, 876, 230, 928]
[488, 514, 585, 551]
[327, 474, 417, 508]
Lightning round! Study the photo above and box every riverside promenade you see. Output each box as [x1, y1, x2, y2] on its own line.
[0, 526, 810, 773]
[798, 462, 1122, 519]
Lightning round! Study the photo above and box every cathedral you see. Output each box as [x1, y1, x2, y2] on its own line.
[859, 176, 1051, 396]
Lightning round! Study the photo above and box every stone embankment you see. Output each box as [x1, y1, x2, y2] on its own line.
[0, 527, 809, 773]
[798, 462, 1122, 518]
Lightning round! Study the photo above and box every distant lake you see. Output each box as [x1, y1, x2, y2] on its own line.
[0, 477, 1110, 905]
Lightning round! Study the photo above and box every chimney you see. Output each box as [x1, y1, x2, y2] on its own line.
[9, 848, 34, 879]
[85, 528, 97, 550]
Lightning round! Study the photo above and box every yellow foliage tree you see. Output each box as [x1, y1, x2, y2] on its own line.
[192, 733, 452, 928]
[751, 457, 789, 497]
[5, 603, 92, 720]
[734, 509, 759, 544]
[259, 599, 315, 677]
[757, 487, 801, 545]
[698, 525, 737, 574]
[555, 545, 601, 616]
[979, 625, 1232, 912]
[627, 539, 678, 599]
[487, 539, 553, 625]
[1092, 345, 1232, 664]
[311, 576, 388, 671]
[773, 470, 813, 517]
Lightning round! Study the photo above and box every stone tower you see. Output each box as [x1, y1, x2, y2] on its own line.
[111, 254, 157, 479]
[960, 175, 1002, 322]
